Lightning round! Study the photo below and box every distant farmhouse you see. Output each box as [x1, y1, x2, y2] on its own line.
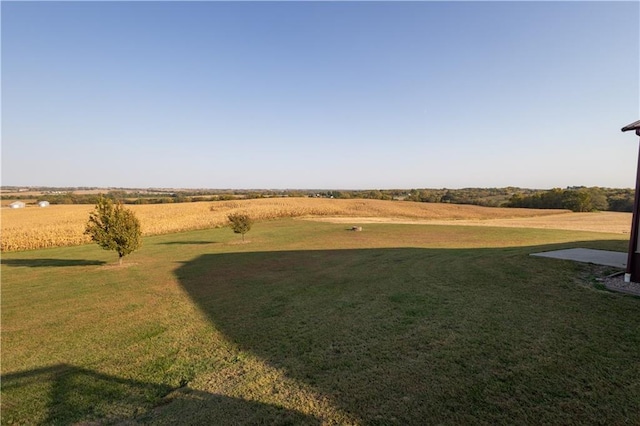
[9, 201, 26, 209]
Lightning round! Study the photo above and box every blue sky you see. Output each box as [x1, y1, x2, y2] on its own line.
[2, 1, 639, 189]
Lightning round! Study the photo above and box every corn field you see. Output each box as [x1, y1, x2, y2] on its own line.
[1, 198, 564, 252]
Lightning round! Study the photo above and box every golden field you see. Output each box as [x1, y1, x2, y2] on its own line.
[0, 198, 628, 251]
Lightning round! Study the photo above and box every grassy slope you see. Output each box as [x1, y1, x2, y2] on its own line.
[2, 220, 638, 424]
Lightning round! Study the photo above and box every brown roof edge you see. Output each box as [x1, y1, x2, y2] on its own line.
[622, 119, 640, 132]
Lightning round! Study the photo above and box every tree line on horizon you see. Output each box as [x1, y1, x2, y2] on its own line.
[504, 187, 632, 212]
[3, 186, 635, 213]
[324, 187, 634, 212]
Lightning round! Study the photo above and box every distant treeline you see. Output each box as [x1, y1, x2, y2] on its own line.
[6, 191, 262, 205]
[2, 187, 635, 212]
[2, 189, 317, 205]
[320, 187, 634, 212]
[309, 187, 634, 212]
[505, 187, 634, 212]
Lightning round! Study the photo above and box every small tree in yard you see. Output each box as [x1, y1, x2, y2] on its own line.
[228, 213, 252, 242]
[85, 197, 142, 265]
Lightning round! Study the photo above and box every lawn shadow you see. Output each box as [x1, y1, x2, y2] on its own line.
[173, 240, 634, 424]
[1, 258, 107, 268]
[1, 364, 321, 425]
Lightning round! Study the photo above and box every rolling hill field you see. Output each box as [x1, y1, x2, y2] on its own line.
[1, 198, 629, 251]
[2, 208, 638, 424]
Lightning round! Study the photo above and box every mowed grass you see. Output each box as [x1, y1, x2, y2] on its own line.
[2, 220, 639, 424]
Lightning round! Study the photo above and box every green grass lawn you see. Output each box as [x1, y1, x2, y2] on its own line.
[2, 220, 639, 424]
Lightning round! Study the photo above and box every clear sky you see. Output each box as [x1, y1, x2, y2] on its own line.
[2, 1, 639, 189]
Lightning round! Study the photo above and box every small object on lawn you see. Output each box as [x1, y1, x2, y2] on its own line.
[350, 226, 363, 231]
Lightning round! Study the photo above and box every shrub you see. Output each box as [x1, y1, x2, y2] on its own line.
[227, 213, 253, 241]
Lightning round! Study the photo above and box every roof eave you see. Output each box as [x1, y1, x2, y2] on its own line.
[622, 119, 640, 132]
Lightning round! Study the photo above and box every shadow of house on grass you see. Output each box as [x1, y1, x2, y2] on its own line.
[0, 258, 107, 268]
[173, 241, 639, 424]
[1, 364, 321, 425]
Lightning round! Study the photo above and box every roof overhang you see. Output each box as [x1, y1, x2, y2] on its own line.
[622, 120, 640, 136]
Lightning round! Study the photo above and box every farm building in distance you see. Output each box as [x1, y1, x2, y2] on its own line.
[9, 201, 26, 208]
[38, 201, 50, 207]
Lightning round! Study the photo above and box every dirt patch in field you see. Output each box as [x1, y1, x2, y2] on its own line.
[98, 262, 139, 270]
[304, 212, 631, 235]
[227, 240, 252, 245]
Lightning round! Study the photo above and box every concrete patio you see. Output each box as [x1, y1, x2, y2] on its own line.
[530, 248, 640, 296]
[530, 248, 627, 269]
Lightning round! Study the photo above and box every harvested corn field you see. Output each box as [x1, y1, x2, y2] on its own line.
[309, 211, 632, 235]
